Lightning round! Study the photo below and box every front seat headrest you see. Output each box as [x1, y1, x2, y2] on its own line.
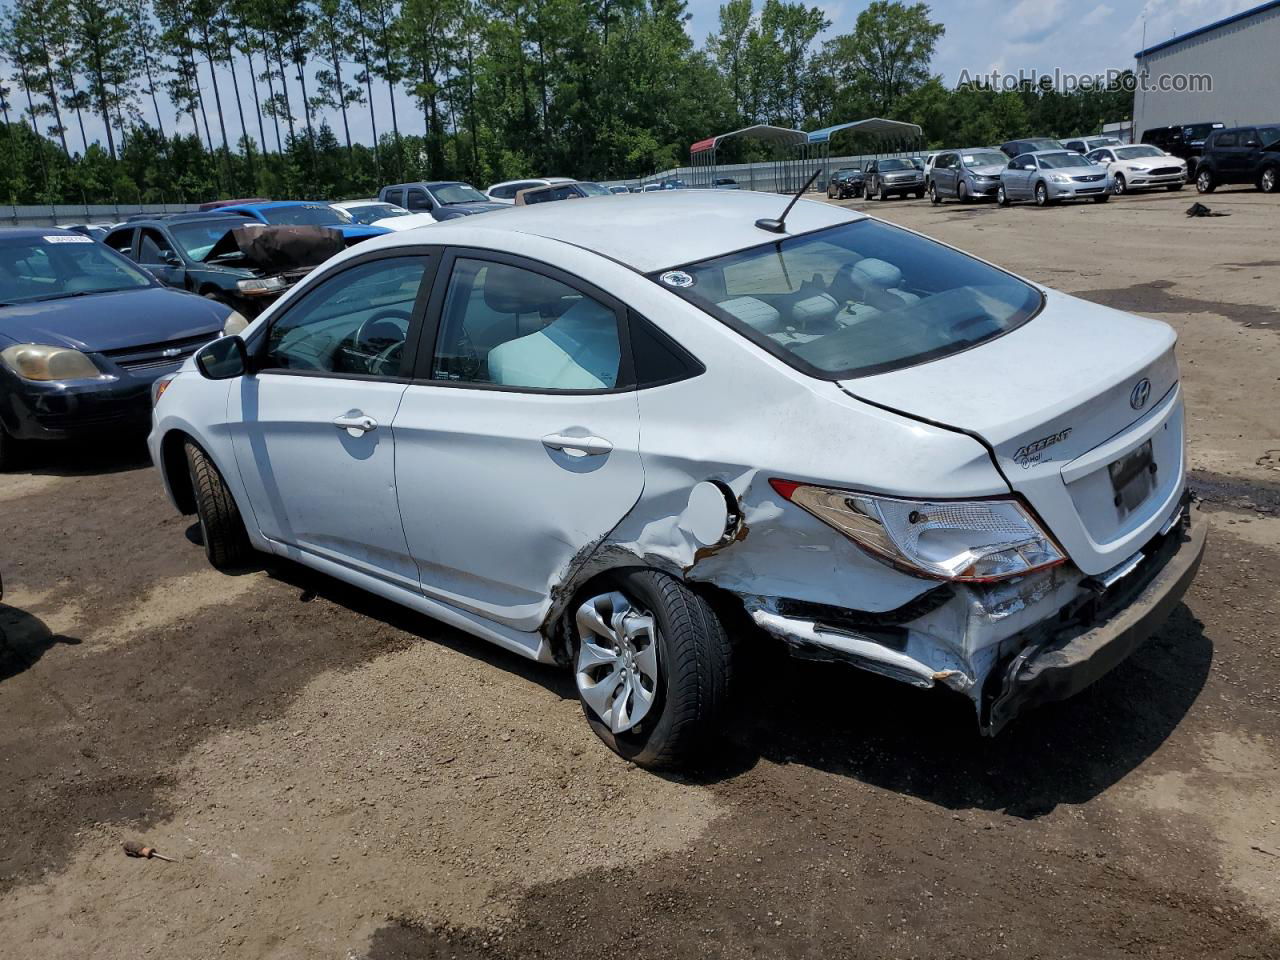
[481, 263, 568, 315]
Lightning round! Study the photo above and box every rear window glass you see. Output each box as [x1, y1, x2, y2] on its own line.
[650, 219, 1042, 380]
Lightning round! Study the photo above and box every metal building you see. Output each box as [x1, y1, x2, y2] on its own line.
[1133, 0, 1280, 138]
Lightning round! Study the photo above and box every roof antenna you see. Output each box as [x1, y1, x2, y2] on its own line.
[755, 168, 822, 234]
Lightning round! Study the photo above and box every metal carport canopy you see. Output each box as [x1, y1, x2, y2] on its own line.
[691, 124, 808, 154]
[806, 118, 923, 143]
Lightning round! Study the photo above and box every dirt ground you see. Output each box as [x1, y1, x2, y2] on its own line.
[2, 185, 1278, 959]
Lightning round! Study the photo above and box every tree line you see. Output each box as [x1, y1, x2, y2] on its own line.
[0, 0, 1135, 205]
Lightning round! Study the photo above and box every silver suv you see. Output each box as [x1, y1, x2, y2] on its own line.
[864, 158, 926, 200]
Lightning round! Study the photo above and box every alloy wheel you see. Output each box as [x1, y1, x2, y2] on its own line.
[1035, 183, 1047, 206]
[1113, 174, 1126, 195]
[1197, 170, 1213, 192]
[575, 592, 660, 735]
[1262, 168, 1278, 193]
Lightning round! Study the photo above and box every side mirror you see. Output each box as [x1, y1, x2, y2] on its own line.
[164, 253, 182, 267]
[1023, 164, 1036, 171]
[196, 335, 248, 380]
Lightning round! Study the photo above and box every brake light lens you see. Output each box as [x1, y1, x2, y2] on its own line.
[770, 479, 1065, 582]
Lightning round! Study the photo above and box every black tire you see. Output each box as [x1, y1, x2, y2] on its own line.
[574, 569, 732, 770]
[1166, 183, 1184, 191]
[184, 441, 252, 570]
[877, 185, 888, 201]
[1260, 166, 1279, 194]
[1093, 194, 1110, 203]
[957, 181, 969, 203]
[1034, 182, 1049, 206]
[914, 189, 925, 199]
[1112, 173, 1126, 195]
[929, 182, 941, 204]
[1196, 168, 1215, 193]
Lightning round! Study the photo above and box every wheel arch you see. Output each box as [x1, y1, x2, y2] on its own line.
[159, 428, 199, 515]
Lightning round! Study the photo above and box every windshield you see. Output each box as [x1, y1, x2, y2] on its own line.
[433, 183, 488, 204]
[576, 181, 611, 197]
[962, 152, 1007, 167]
[1115, 146, 1163, 160]
[1038, 152, 1088, 169]
[878, 159, 914, 172]
[652, 219, 1041, 380]
[1183, 124, 1217, 140]
[343, 203, 408, 224]
[169, 219, 240, 260]
[0, 235, 152, 305]
[1259, 127, 1280, 148]
[257, 204, 351, 226]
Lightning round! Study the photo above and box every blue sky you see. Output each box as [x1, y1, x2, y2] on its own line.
[53, 0, 1263, 153]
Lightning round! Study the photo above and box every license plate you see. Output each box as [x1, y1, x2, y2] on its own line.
[1109, 440, 1155, 516]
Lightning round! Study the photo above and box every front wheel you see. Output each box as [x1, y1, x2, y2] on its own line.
[1034, 182, 1049, 206]
[997, 183, 1009, 206]
[573, 570, 732, 769]
[1196, 169, 1216, 193]
[185, 441, 253, 570]
[1260, 166, 1279, 193]
[1093, 194, 1110, 203]
[1112, 173, 1126, 195]
[957, 181, 970, 203]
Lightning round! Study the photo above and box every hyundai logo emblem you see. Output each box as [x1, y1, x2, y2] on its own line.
[1130, 378, 1151, 410]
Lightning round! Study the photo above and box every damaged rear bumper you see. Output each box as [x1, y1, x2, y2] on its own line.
[746, 502, 1207, 735]
[984, 504, 1206, 734]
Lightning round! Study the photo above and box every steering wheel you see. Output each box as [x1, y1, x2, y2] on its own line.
[351, 308, 411, 375]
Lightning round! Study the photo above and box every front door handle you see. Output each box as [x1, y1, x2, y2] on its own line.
[542, 432, 613, 457]
[333, 411, 378, 436]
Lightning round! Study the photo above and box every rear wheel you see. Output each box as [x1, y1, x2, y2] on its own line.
[929, 181, 941, 204]
[1260, 166, 1279, 193]
[1196, 168, 1216, 193]
[185, 441, 252, 570]
[573, 570, 732, 770]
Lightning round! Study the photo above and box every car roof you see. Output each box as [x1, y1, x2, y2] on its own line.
[0, 226, 82, 241]
[1028, 150, 1082, 158]
[385, 181, 469, 191]
[224, 200, 327, 210]
[122, 213, 236, 228]
[394, 191, 862, 273]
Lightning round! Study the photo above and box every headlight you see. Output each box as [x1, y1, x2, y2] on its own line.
[235, 276, 287, 296]
[0, 343, 102, 381]
[770, 481, 1065, 582]
[1049, 174, 1071, 184]
[223, 310, 250, 336]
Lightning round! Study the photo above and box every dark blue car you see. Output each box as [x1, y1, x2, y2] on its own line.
[0, 227, 231, 468]
[216, 200, 390, 244]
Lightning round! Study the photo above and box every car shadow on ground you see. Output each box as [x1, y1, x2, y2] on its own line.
[244, 554, 1210, 820]
[0, 604, 82, 682]
[8, 433, 152, 477]
[705, 604, 1212, 817]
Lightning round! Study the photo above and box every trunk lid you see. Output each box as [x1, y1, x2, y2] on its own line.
[839, 290, 1185, 575]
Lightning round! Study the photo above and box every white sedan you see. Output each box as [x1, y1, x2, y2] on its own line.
[149, 192, 1205, 768]
[331, 200, 441, 232]
[1086, 145, 1187, 194]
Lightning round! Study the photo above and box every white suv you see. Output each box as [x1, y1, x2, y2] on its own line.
[150, 192, 1205, 768]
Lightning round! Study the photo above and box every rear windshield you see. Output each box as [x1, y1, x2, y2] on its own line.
[0, 235, 152, 305]
[651, 219, 1042, 380]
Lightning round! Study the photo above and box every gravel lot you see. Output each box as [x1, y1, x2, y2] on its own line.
[2, 186, 1278, 959]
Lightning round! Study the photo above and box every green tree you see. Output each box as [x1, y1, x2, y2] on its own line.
[823, 1, 943, 117]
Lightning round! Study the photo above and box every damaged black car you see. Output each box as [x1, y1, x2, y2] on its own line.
[105, 215, 344, 321]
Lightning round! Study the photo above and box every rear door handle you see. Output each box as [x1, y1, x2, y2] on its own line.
[542, 433, 613, 457]
[333, 411, 378, 436]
